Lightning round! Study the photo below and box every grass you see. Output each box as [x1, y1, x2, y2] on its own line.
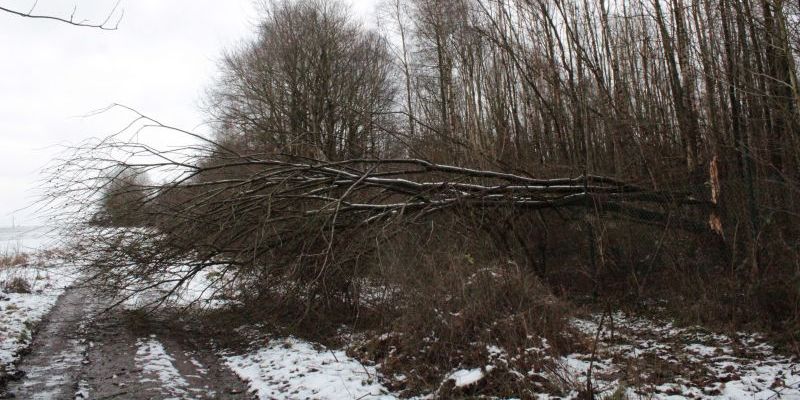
[1, 241, 63, 295]
[2, 277, 32, 294]
[0, 245, 33, 294]
[0, 253, 28, 269]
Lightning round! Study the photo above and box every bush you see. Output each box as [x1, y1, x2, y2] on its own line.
[353, 260, 578, 397]
[3, 277, 32, 294]
[347, 214, 581, 397]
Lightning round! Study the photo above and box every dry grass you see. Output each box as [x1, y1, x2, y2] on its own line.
[0, 251, 32, 295]
[339, 214, 582, 397]
[355, 261, 577, 397]
[2, 276, 32, 294]
[0, 253, 29, 268]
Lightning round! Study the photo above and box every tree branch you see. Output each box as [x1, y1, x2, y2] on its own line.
[0, 0, 123, 30]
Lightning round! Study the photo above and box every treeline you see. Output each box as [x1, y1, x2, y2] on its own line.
[203, 0, 798, 337]
[207, 0, 800, 272]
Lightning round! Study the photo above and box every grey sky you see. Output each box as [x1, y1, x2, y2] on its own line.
[0, 0, 379, 227]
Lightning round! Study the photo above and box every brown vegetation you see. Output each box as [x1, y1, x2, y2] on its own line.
[2, 277, 32, 294]
[0, 254, 28, 269]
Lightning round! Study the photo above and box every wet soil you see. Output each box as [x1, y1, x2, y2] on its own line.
[4, 286, 251, 399]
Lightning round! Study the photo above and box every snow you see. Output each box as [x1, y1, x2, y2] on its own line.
[561, 312, 800, 399]
[120, 264, 232, 310]
[0, 226, 83, 389]
[5, 226, 798, 400]
[68, 226, 237, 311]
[135, 335, 194, 399]
[16, 344, 86, 399]
[685, 342, 719, 357]
[74, 380, 91, 399]
[446, 367, 487, 387]
[224, 336, 397, 400]
[0, 260, 80, 379]
[395, 313, 798, 399]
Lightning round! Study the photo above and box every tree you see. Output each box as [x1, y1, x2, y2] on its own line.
[207, 0, 397, 161]
[96, 167, 151, 227]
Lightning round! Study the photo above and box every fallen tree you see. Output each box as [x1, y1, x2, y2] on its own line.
[42, 113, 718, 313]
[153, 156, 713, 231]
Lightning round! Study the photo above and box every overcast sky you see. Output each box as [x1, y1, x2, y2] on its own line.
[0, 0, 379, 227]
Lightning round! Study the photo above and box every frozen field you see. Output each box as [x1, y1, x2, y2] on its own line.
[0, 226, 58, 254]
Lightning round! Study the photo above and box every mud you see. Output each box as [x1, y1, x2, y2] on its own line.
[5, 286, 251, 399]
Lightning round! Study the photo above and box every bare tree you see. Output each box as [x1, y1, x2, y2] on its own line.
[207, 0, 397, 161]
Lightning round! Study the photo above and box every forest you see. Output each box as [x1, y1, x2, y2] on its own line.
[34, 0, 800, 397]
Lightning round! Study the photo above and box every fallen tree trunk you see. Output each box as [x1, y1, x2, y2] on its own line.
[149, 156, 713, 233]
[43, 127, 718, 311]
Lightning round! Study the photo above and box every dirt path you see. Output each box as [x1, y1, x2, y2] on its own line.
[5, 286, 251, 399]
[4, 286, 97, 399]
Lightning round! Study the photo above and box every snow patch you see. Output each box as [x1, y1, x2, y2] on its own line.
[446, 367, 488, 387]
[16, 343, 86, 399]
[134, 335, 191, 398]
[120, 265, 234, 310]
[0, 263, 80, 377]
[563, 312, 800, 399]
[224, 337, 396, 400]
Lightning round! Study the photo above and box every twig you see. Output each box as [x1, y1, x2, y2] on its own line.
[586, 305, 611, 399]
[0, 1, 122, 30]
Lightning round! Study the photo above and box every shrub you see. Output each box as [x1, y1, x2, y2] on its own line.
[3, 277, 32, 294]
[350, 215, 580, 397]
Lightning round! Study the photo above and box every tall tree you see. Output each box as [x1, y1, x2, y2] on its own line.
[208, 0, 397, 161]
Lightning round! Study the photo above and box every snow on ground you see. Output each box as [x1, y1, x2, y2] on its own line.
[135, 335, 194, 398]
[14, 341, 86, 399]
[6, 226, 794, 400]
[74, 379, 91, 399]
[561, 312, 800, 399]
[69, 226, 237, 311]
[446, 367, 492, 388]
[218, 313, 799, 400]
[0, 260, 80, 379]
[0, 226, 81, 381]
[0, 290, 58, 374]
[120, 264, 234, 310]
[135, 335, 219, 398]
[224, 336, 397, 400]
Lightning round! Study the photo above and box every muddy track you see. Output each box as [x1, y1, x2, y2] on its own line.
[5, 286, 251, 399]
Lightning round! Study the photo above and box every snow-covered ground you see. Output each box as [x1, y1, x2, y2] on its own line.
[0, 269, 77, 364]
[209, 291, 799, 400]
[68, 226, 237, 311]
[119, 264, 236, 310]
[0, 229, 79, 381]
[6, 226, 796, 400]
[343, 312, 799, 399]
[136, 336, 192, 395]
[559, 312, 800, 399]
[134, 335, 220, 398]
[224, 336, 397, 400]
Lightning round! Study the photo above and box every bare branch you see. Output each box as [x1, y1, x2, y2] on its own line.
[0, 0, 123, 30]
